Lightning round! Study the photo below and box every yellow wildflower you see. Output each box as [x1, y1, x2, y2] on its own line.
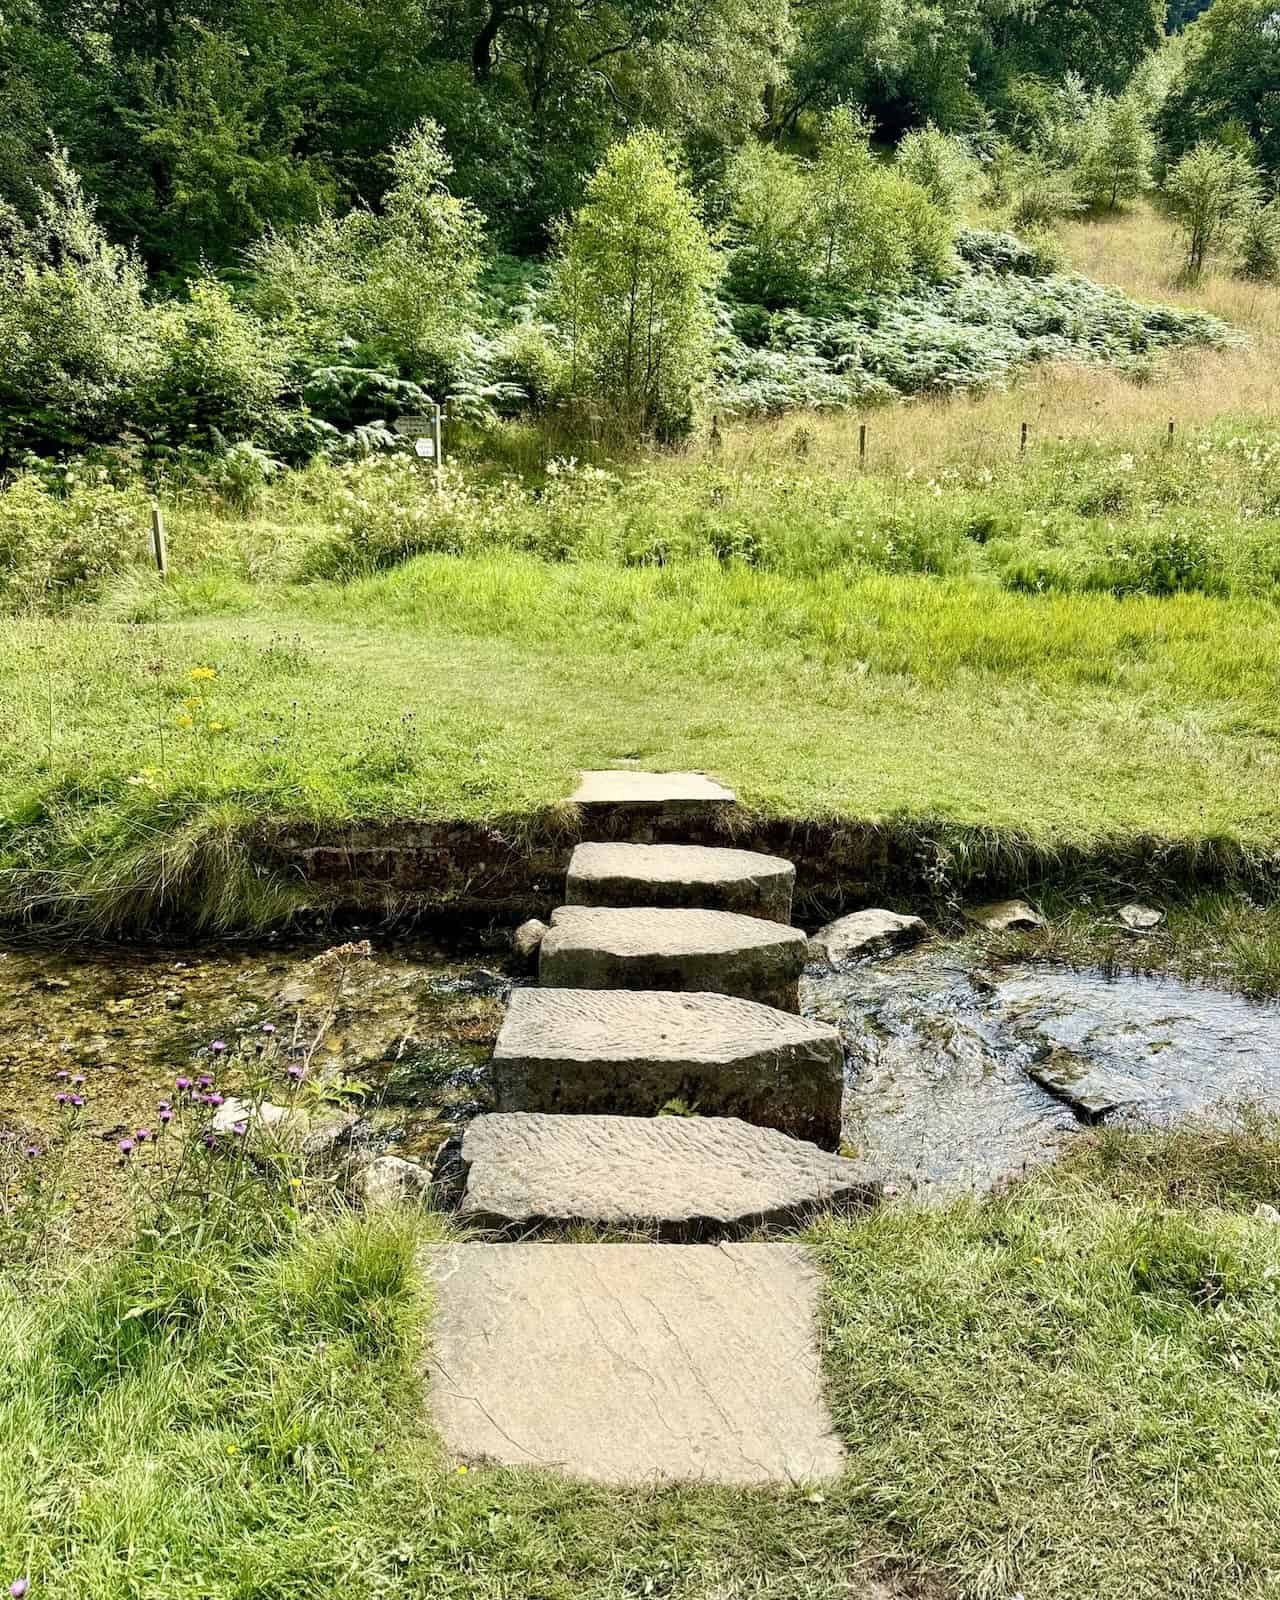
[190, 666, 216, 681]
[226, 1444, 238, 1456]
[176, 714, 194, 729]
[209, 721, 226, 732]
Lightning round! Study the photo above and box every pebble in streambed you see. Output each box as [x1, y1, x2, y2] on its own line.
[806, 946, 1280, 1201]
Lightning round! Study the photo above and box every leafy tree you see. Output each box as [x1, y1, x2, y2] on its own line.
[1158, 0, 1280, 176]
[247, 119, 485, 379]
[548, 130, 719, 440]
[811, 107, 954, 293]
[896, 124, 979, 214]
[991, 0, 1165, 94]
[1077, 95, 1154, 208]
[0, 149, 154, 463]
[724, 144, 815, 306]
[1165, 139, 1259, 276]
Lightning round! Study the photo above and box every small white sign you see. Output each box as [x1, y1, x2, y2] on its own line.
[415, 437, 435, 458]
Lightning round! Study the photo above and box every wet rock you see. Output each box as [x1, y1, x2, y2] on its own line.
[539, 905, 807, 1012]
[359, 1153, 432, 1207]
[566, 842, 795, 924]
[967, 899, 1044, 933]
[495, 987, 845, 1148]
[1118, 904, 1164, 933]
[427, 1242, 844, 1485]
[456, 1112, 877, 1238]
[512, 919, 549, 966]
[808, 909, 926, 965]
[1027, 1049, 1144, 1123]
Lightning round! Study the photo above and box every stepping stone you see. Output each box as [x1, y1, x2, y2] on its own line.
[494, 988, 844, 1147]
[427, 1243, 845, 1485]
[571, 770, 735, 810]
[539, 905, 806, 1012]
[1028, 1048, 1145, 1123]
[808, 908, 926, 964]
[566, 841, 795, 923]
[456, 1112, 876, 1238]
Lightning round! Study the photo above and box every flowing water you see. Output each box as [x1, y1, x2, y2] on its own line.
[3, 934, 1279, 1225]
[807, 946, 1280, 1198]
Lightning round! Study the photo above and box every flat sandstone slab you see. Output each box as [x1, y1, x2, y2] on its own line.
[540, 905, 806, 1011]
[457, 1112, 874, 1237]
[571, 770, 736, 809]
[567, 841, 795, 923]
[495, 987, 844, 1147]
[427, 1243, 845, 1485]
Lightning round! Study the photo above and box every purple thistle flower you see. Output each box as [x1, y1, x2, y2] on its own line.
[211, 1041, 227, 1055]
[55, 1070, 69, 1082]
[203, 1131, 215, 1149]
[286, 1064, 305, 1083]
[175, 1076, 191, 1092]
[261, 1022, 276, 1034]
[118, 1138, 135, 1156]
[70, 1095, 85, 1108]
[158, 1099, 171, 1112]
[11, 1578, 30, 1597]
[71, 1075, 85, 1087]
[24, 1145, 39, 1159]
[208, 1093, 225, 1108]
[159, 1108, 173, 1125]
[136, 1128, 152, 1143]
[55, 1093, 68, 1106]
[198, 1074, 214, 1088]
[232, 1121, 247, 1137]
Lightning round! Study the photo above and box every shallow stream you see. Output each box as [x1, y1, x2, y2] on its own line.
[2, 934, 1278, 1220]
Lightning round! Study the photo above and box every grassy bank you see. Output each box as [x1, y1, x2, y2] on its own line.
[3, 553, 1279, 933]
[1, 1125, 1277, 1599]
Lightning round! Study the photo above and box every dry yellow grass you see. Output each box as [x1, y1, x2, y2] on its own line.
[690, 201, 1280, 482]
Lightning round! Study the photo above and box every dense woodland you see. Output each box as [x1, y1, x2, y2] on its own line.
[1, 0, 1278, 470]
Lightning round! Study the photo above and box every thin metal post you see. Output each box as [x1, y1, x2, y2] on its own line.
[150, 502, 169, 579]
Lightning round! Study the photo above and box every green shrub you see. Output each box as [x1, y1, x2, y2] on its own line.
[146, 279, 292, 448]
[1238, 199, 1280, 279]
[0, 472, 149, 608]
[896, 124, 979, 215]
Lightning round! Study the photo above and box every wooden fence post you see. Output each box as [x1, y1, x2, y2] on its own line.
[858, 422, 867, 469]
[150, 502, 169, 579]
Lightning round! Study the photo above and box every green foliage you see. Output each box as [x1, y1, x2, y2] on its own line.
[993, 0, 1166, 95]
[896, 124, 980, 214]
[146, 279, 292, 449]
[1165, 140, 1260, 276]
[0, 150, 153, 463]
[810, 107, 955, 295]
[1158, 0, 1280, 176]
[1238, 198, 1280, 280]
[0, 471, 151, 609]
[1077, 94, 1155, 209]
[723, 143, 815, 306]
[548, 131, 720, 440]
[246, 118, 485, 378]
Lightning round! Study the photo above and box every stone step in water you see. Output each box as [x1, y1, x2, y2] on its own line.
[566, 841, 795, 923]
[455, 1112, 875, 1238]
[569, 770, 735, 839]
[539, 905, 806, 1012]
[494, 987, 844, 1147]
[427, 1243, 845, 1485]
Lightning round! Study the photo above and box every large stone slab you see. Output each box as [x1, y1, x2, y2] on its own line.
[456, 1112, 875, 1238]
[494, 987, 844, 1147]
[571, 770, 735, 809]
[566, 841, 795, 923]
[427, 1243, 845, 1485]
[539, 905, 806, 1012]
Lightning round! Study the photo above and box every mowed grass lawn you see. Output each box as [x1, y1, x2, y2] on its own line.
[1, 1128, 1277, 1600]
[3, 552, 1279, 928]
